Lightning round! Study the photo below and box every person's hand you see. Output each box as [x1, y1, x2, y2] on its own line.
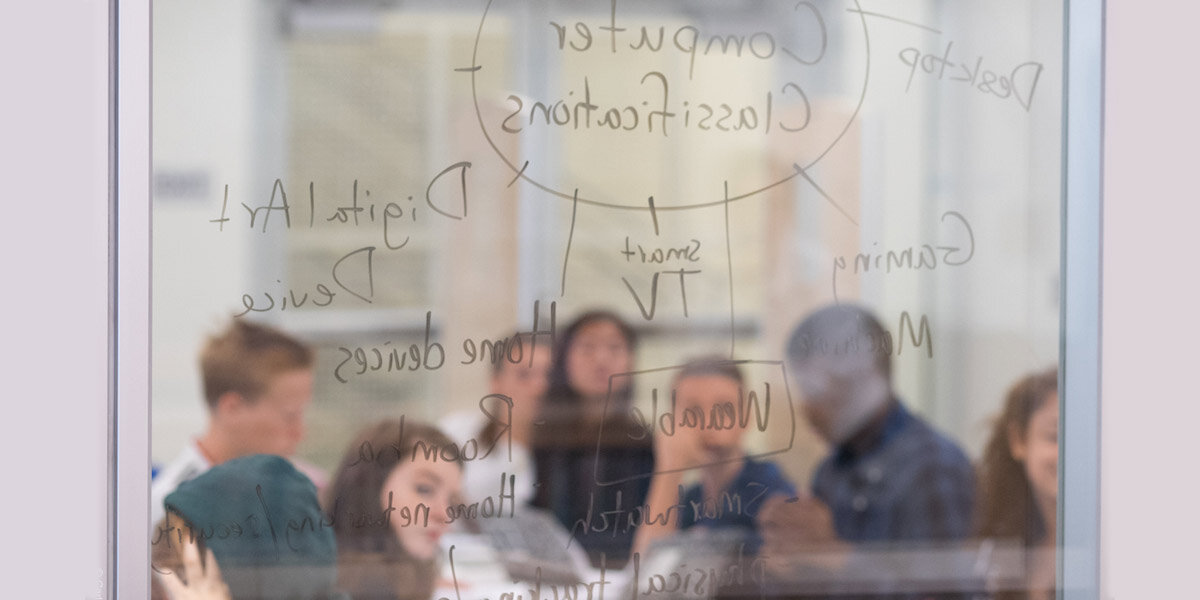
[759, 494, 839, 544]
[757, 493, 848, 573]
[633, 423, 702, 556]
[158, 542, 231, 600]
[653, 421, 703, 472]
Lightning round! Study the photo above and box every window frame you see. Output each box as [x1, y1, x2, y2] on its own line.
[110, 1, 1106, 596]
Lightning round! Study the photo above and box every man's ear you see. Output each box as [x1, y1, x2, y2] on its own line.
[213, 390, 246, 419]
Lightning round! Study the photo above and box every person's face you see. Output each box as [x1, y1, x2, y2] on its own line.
[566, 319, 632, 400]
[381, 456, 463, 560]
[1009, 393, 1059, 508]
[795, 360, 842, 443]
[491, 344, 551, 425]
[674, 374, 746, 463]
[228, 369, 313, 457]
[793, 356, 887, 445]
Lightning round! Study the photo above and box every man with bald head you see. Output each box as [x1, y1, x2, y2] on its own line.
[757, 303, 974, 597]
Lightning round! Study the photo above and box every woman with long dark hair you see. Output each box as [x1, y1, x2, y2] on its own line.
[541, 310, 637, 421]
[531, 310, 653, 568]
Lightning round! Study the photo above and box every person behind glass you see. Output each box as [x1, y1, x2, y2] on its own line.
[975, 367, 1058, 600]
[757, 303, 974, 597]
[324, 419, 464, 600]
[531, 310, 653, 568]
[150, 454, 345, 600]
[633, 357, 796, 558]
[438, 332, 551, 520]
[152, 319, 323, 528]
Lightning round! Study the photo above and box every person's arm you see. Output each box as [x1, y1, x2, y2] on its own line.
[631, 467, 686, 556]
[757, 492, 851, 575]
[757, 453, 977, 599]
[630, 426, 701, 556]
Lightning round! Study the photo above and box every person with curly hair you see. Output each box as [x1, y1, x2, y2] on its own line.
[975, 367, 1059, 600]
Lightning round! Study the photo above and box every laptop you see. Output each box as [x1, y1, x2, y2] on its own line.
[476, 507, 595, 585]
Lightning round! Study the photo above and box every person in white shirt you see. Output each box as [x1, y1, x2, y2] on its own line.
[151, 318, 319, 528]
[439, 331, 551, 517]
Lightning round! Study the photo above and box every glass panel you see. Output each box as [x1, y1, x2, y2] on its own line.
[151, 1, 1064, 598]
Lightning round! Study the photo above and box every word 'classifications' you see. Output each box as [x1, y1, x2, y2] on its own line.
[499, 0, 828, 137]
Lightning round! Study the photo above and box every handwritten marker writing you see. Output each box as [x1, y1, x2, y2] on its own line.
[648, 196, 660, 235]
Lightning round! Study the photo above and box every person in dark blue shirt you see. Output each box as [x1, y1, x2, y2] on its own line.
[756, 303, 975, 599]
[634, 357, 796, 558]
